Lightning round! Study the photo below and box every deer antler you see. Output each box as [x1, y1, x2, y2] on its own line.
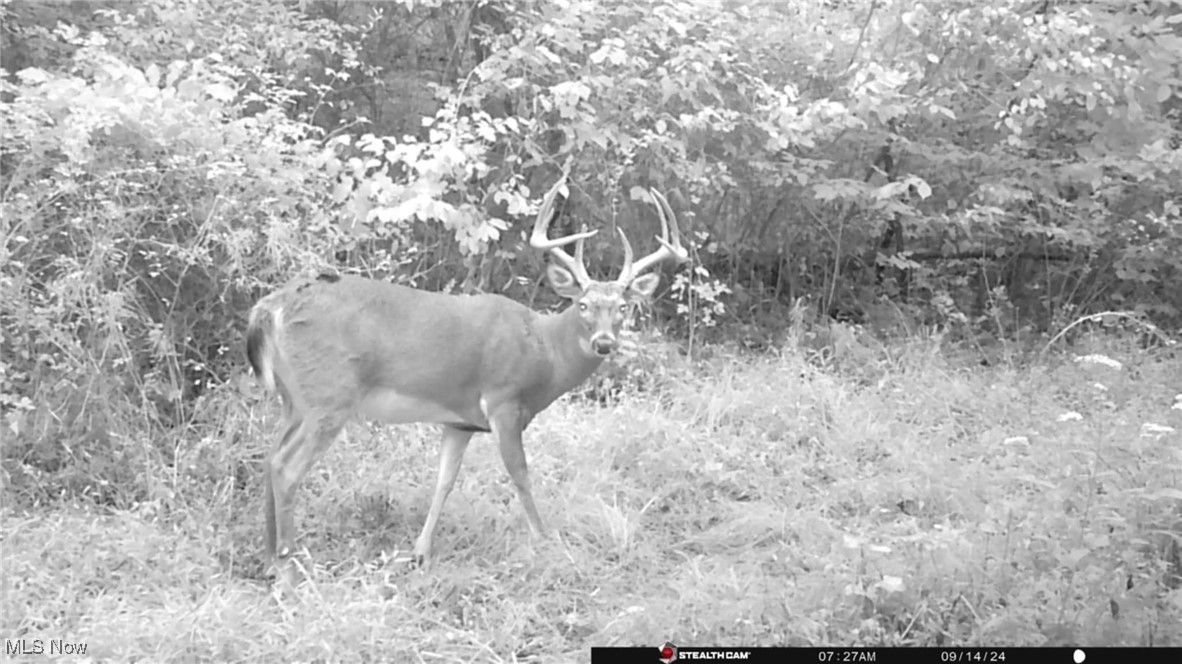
[616, 188, 689, 285]
[530, 177, 598, 287]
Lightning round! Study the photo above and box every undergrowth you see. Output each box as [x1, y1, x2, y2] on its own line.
[3, 337, 1181, 661]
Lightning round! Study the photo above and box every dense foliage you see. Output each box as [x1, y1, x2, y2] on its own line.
[2, 0, 1180, 515]
[2, 0, 1180, 652]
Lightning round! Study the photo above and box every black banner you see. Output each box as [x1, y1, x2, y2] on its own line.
[591, 646, 1174, 663]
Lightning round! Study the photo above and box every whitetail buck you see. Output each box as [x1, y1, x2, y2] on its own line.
[246, 177, 688, 579]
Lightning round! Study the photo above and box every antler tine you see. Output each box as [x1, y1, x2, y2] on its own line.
[616, 188, 689, 284]
[574, 225, 588, 269]
[614, 226, 635, 283]
[650, 189, 689, 262]
[530, 177, 597, 285]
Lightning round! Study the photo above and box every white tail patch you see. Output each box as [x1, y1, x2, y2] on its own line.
[257, 353, 276, 393]
[250, 304, 283, 393]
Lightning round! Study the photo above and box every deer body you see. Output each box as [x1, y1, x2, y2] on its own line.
[249, 274, 608, 433]
[247, 178, 687, 579]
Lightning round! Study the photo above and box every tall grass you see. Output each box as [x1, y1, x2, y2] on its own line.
[3, 336, 1181, 661]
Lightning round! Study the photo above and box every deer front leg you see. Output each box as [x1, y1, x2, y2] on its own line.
[413, 425, 474, 567]
[490, 410, 546, 536]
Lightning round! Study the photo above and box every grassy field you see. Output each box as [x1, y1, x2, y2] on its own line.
[4, 335, 1181, 662]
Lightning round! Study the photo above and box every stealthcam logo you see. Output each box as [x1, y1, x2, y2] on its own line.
[658, 641, 678, 663]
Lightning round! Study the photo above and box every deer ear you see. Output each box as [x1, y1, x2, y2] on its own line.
[545, 264, 584, 299]
[628, 273, 660, 299]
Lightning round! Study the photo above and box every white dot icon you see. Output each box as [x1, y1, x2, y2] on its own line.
[1073, 649, 1085, 663]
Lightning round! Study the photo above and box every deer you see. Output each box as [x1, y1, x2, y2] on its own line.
[245, 177, 688, 581]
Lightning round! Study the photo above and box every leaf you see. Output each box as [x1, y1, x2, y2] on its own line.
[629, 186, 648, 202]
[1128, 97, 1142, 121]
[324, 156, 342, 178]
[331, 176, 353, 204]
[1157, 84, 1173, 103]
[535, 44, 561, 64]
[660, 76, 678, 105]
[351, 186, 373, 230]
[164, 61, 187, 87]
[589, 43, 608, 65]
[873, 181, 907, 200]
[929, 103, 956, 119]
[908, 176, 932, 200]
[550, 80, 591, 119]
[16, 67, 49, 85]
[204, 82, 235, 102]
[813, 179, 866, 202]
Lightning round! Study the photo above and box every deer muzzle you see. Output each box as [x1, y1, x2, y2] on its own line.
[590, 333, 618, 356]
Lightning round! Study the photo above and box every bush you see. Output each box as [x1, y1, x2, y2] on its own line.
[1, 26, 340, 502]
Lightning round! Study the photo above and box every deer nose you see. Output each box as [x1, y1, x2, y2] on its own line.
[590, 334, 617, 356]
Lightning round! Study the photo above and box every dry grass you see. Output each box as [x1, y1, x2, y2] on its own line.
[4, 338, 1181, 661]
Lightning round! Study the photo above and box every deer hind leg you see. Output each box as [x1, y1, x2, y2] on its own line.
[265, 409, 346, 580]
[413, 425, 475, 567]
[490, 410, 546, 536]
[264, 417, 302, 562]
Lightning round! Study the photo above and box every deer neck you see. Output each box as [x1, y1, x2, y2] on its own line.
[538, 304, 605, 399]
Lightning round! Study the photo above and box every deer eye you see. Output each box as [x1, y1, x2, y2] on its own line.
[619, 304, 628, 314]
[578, 302, 588, 312]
